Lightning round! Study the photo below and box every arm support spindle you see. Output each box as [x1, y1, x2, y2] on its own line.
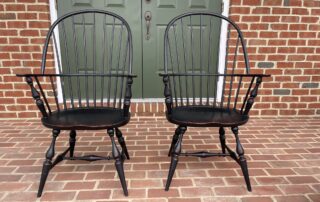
[243, 76, 262, 116]
[26, 76, 48, 118]
[163, 75, 172, 114]
[123, 76, 133, 117]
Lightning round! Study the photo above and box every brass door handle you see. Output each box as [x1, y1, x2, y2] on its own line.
[144, 11, 152, 40]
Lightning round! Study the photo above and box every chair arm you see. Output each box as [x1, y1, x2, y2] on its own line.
[243, 76, 263, 116]
[160, 74, 173, 114]
[25, 76, 49, 118]
[17, 73, 138, 78]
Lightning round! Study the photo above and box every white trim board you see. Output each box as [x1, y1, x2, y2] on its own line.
[217, 0, 230, 101]
[49, 0, 63, 103]
[48, 0, 230, 102]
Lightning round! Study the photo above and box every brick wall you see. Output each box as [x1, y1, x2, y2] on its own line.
[0, 0, 319, 119]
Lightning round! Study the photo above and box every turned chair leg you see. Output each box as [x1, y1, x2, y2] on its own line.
[38, 129, 60, 197]
[165, 126, 186, 191]
[219, 127, 226, 154]
[231, 126, 252, 191]
[168, 127, 181, 157]
[69, 130, 76, 157]
[115, 128, 130, 160]
[108, 129, 128, 196]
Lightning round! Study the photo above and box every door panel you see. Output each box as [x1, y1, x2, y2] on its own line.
[142, 0, 222, 97]
[57, 0, 142, 98]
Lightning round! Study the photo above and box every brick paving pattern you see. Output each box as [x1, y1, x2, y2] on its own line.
[0, 117, 319, 201]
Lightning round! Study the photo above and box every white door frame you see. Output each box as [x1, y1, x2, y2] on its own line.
[49, 0, 230, 102]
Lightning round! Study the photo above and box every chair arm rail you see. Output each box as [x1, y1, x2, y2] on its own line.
[17, 73, 137, 78]
[159, 72, 270, 78]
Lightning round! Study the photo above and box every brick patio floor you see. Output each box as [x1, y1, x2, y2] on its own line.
[0, 117, 319, 202]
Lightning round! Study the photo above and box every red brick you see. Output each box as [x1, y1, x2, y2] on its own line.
[290, 24, 308, 30]
[263, 0, 282, 6]
[5, 4, 25, 11]
[20, 30, 40, 36]
[112, 189, 146, 199]
[0, 13, 16, 20]
[27, 5, 49, 11]
[0, 29, 18, 36]
[292, 8, 309, 15]
[64, 182, 95, 190]
[298, 110, 315, 115]
[271, 24, 288, 30]
[130, 179, 162, 188]
[215, 187, 247, 195]
[0, 182, 30, 191]
[9, 38, 28, 44]
[41, 192, 76, 201]
[272, 8, 290, 14]
[259, 31, 278, 38]
[19, 0, 36, 3]
[29, 21, 50, 28]
[288, 39, 306, 46]
[261, 16, 280, 22]
[55, 173, 85, 181]
[250, 23, 268, 30]
[242, 197, 273, 202]
[274, 196, 310, 202]
[256, 177, 288, 185]
[18, 13, 37, 19]
[76, 190, 111, 200]
[181, 187, 213, 197]
[281, 16, 300, 23]
[168, 199, 201, 202]
[287, 176, 318, 184]
[2, 192, 36, 202]
[299, 32, 317, 38]
[266, 168, 296, 176]
[252, 7, 270, 14]
[148, 188, 179, 198]
[242, 16, 260, 22]
[279, 185, 315, 194]
[242, 0, 261, 6]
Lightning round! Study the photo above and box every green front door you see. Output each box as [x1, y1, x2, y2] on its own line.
[57, 0, 222, 98]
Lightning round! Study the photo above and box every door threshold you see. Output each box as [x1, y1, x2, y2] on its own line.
[131, 98, 163, 102]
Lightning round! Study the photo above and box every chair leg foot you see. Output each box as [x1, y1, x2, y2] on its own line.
[37, 160, 52, 197]
[37, 129, 60, 197]
[115, 128, 130, 160]
[69, 130, 76, 157]
[239, 156, 252, 191]
[108, 128, 128, 196]
[231, 126, 251, 192]
[168, 127, 181, 157]
[165, 154, 179, 191]
[219, 127, 226, 154]
[165, 126, 186, 191]
[115, 158, 128, 196]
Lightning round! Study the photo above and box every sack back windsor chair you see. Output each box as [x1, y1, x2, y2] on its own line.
[160, 12, 270, 191]
[17, 9, 135, 197]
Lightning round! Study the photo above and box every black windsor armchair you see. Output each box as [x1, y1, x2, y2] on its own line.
[160, 12, 270, 191]
[17, 10, 135, 197]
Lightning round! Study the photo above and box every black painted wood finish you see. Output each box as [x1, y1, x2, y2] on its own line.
[161, 12, 270, 192]
[17, 10, 135, 197]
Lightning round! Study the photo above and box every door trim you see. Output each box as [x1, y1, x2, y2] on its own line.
[49, 0, 230, 102]
[49, 0, 63, 103]
[217, 0, 230, 101]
